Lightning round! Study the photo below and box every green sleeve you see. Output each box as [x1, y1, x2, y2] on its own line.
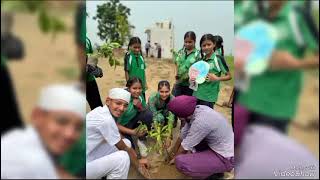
[141, 95, 147, 108]
[59, 129, 86, 176]
[86, 37, 93, 54]
[124, 53, 130, 72]
[179, 54, 195, 79]
[147, 94, 158, 114]
[175, 48, 184, 64]
[86, 73, 96, 82]
[234, 1, 258, 32]
[147, 93, 165, 122]
[195, 50, 201, 61]
[125, 52, 133, 73]
[1, 56, 7, 68]
[143, 56, 147, 69]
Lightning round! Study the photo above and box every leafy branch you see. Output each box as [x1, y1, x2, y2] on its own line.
[146, 113, 174, 157]
[2, 1, 67, 40]
[90, 42, 121, 70]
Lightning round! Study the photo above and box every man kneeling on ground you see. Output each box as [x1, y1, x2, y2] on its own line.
[168, 95, 234, 179]
[86, 88, 151, 179]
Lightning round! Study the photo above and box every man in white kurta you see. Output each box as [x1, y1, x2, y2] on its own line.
[86, 88, 132, 179]
[1, 84, 86, 179]
[86, 88, 151, 179]
[86, 105, 131, 179]
[2, 126, 58, 178]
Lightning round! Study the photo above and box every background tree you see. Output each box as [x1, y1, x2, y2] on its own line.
[93, 0, 133, 45]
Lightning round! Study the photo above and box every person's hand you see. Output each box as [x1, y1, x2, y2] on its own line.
[139, 158, 150, 168]
[206, 73, 219, 81]
[138, 158, 151, 179]
[133, 98, 144, 111]
[190, 76, 196, 82]
[269, 51, 299, 70]
[134, 128, 147, 137]
[168, 148, 175, 158]
[169, 157, 175, 165]
[57, 166, 77, 179]
[132, 98, 140, 105]
[234, 56, 246, 71]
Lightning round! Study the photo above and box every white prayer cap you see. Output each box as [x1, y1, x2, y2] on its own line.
[37, 84, 86, 119]
[108, 88, 131, 103]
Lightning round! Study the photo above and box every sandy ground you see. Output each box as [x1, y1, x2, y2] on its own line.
[7, 13, 319, 179]
[289, 71, 319, 159]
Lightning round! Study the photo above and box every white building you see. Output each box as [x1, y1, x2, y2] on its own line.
[145, 20, 175, 59]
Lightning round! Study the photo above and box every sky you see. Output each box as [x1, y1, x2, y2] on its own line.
[86, 1, 234, 55]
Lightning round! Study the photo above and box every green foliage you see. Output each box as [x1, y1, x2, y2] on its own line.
[37, 8, 66, 40]
[38, 8, 51, 33]
[2, 1, 44, 13]
[147, 121, 169, 155]
[91, 42, 121, 70]
[2, 1, 66, 39]
[166, 112, 175, 137]
[135, 121, 148, 134]
[57, 67, 78, 80]
[93, 0, 133, 45]
[146, 113, 174, 156]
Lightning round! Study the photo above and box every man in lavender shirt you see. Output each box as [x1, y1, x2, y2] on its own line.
[167, 95, 234, 179]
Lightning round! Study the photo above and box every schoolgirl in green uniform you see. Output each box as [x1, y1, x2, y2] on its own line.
[124, 37, 147, 100]
[192, 34, 232, 109]
[235, 1, 319, 133]
[116, 77, 153, 150]
[148, 80, 175, 125]
[172, 31, 200, 96]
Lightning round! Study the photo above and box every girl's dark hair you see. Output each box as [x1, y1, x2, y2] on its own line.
[158, 80, 170, 90]
[184, 31, 196, 41]
[126, 77, 142, 88]
[214, 35, 224, 56]
[128, 37, 141, 49]
[199, 34, 216, 58]
[127, 37, 143, 56]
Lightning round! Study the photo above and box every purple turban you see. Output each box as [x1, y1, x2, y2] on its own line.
[167, 95, 197, 118]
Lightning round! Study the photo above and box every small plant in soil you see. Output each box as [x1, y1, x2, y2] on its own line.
[146, 112, 175, 158]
